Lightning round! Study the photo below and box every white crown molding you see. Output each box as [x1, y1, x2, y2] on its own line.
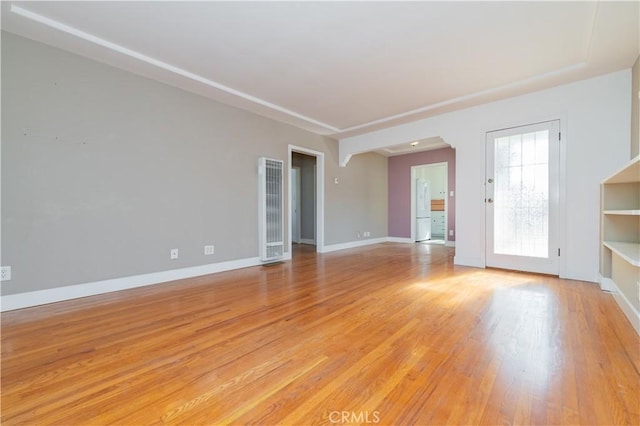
[8, 3, 596, 138]
[9, 4, 341, 134]
[338, 62, 588, 134]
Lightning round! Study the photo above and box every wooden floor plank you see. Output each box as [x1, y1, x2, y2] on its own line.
[2, 243, 638, 425]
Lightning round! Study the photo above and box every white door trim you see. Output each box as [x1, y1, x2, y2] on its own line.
[410, 162, 448, 243]
[479, 114, 567, 277]
[485, 120, 561, 275]
[288, 145, 325, 254]
[291, 166, 301, 244]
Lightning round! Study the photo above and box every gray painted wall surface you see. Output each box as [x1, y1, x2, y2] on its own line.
[325, 152, 388, 243]
[1, 33, 388, 295]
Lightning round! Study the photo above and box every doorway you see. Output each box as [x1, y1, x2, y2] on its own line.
[291, 153, 316, 246]
[288, 145, 325, 256]
[485, 120, 560, 275]
[410, 162, 449, 245]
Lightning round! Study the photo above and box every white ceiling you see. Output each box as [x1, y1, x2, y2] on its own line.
[375, 137, 449, 157]
[2, 1, 639, 142]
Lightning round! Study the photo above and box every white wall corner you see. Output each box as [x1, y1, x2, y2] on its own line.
[453, 256, 485, 269]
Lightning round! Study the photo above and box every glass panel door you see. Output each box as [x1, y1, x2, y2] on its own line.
[486, 121, 560, 274]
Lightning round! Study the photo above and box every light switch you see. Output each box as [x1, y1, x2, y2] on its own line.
[450, 190, 454, 197]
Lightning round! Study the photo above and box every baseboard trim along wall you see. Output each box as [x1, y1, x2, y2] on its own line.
[598, 275, 616, 292]
[386, 237, 455, 247]
[600, 274, 640, 335]
[320, 237, 389, 253]
[1, 256, 262, 312]
[386, 237, 414, 244]
[2, 237, 466, 312]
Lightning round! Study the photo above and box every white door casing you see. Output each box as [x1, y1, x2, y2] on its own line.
[411, 162, 448, 243]
[288, 145, 325, 255]
[485, 120, 560, 275]
[291, 167, 301, 244]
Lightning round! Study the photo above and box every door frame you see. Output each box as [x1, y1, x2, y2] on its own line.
[288, 145, 325, 255]
[410, 162, 448, 243]
[483, 118, 567, 276]
[291, 166, 301, 245]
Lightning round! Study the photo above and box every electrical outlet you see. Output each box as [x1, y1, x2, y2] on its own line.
[1, 266, 11, 281]
[449, 230, 454, 236]
[204, 245, 215, 255]
[364, 231, 370, 237]
[170, 249, 179, 260]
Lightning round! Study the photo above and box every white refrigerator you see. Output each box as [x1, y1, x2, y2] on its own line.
[416, 179, 432, 241]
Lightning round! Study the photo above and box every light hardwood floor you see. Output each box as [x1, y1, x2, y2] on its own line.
[2, 243, 638, 425]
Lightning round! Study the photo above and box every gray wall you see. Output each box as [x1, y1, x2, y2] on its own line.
[325, 152, 388, 243]
[1, 32, 388, 295]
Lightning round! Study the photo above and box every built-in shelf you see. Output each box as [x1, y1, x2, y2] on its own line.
[604, 209, 640, 215]
[600, 155, 639, 334]
[603, 155, 640, 184]
[603, 241, 640, 267]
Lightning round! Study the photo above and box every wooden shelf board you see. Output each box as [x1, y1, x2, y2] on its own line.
[603, 241, 640, 267]
[604, 210, 640, 215]
[603, 156, 640, 184]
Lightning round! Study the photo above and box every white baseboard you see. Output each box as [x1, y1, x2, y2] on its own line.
[1, 256, 262, 312]
[453, 256, 484, 268]
[324, 237, 456, 252]
[598, 274, 616, 292]
[1, 238, 460, 312]
[602, 276, 640, 335]
[385, 237, 455, 247]
[299, 238, 316, 245]
[386, 237, 414, 244]
[320, 237, 388, 253]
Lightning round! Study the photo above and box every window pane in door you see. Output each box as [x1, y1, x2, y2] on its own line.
[493, 130, 549, 258]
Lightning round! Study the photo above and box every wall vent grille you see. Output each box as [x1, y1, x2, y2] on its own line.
[258, 157, 284, 262]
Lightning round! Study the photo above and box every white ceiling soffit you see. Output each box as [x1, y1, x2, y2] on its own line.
[2, 1, 638, 138]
